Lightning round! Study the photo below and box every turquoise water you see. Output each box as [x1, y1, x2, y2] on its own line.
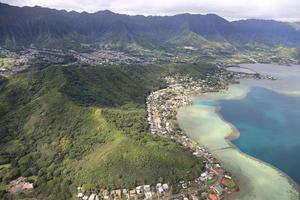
[214, 87, 300, 184]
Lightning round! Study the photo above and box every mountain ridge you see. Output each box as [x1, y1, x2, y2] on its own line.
[1, 3, 300, 49]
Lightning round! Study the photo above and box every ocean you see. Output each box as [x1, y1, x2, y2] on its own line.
[218, 86, 300, 184]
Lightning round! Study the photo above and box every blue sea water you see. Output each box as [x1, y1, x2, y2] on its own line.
[217, 87, 300, 185]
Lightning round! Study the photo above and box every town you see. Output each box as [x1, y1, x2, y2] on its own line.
[144, 67, 276, 200]
[1, 43, 297, 78]
[0, 47, 145, 77]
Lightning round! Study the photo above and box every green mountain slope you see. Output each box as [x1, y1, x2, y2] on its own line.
[0, 63, 214, 199]
[167, 31, 210, 47]
[1, 3, 300, 50]
[167, 31, 232, 51]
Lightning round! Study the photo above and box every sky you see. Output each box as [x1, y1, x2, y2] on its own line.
[2, 0, 300, 22]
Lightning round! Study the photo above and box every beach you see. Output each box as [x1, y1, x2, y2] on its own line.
[177, 64, 300, 200]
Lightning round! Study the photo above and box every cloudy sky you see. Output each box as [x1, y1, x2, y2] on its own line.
[2, 0, 300, 21]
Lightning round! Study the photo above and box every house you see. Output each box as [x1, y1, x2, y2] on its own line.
[156, 183, 164, 194]
[103, 190, 109, 199]
[213, 184, 224, 196]
[115, 189, 122, 198]
[144, 185, 151, 192]
[122, 189, 128, 197]
[208, 193, 218, 200]
[110, 190, 115, 196]
[162, 183, 169, 191]
[136, 186, 143, 194]
[88, 194, 96, 200]
[200, 172, 208, 182]
[21, 182, 33, 190]
[158, 186, 164, 194]
[145, 191, 153, 199]
[224, 175, 232, 180]
[201, 172, 207, 178]
[82, 196, 89, 200]
[129, 189, 136, 197]
[77, 193, 84, 198]
[215, 163, 221, 168]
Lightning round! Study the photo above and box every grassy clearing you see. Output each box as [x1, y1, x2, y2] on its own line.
[0, 164, 11, 170]
[0, 57, 14, 70]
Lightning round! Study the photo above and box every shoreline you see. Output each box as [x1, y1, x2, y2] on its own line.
[214, 105, 300, 197]
[146, 71, 243, 199]
[179, 79, 300, 199]
[147, 63, 300, 199]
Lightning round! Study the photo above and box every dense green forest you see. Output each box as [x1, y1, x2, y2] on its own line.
[0, 63, 214, 199]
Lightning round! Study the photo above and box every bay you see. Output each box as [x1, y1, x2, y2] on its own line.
[218, 87, 300, 184]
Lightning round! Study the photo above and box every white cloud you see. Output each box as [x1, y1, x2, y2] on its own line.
[2, 0, 300, 21]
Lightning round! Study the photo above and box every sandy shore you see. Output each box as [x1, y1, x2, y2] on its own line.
[177, 64, 300, 199]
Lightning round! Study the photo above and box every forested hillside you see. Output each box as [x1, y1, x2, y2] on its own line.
[0, 63, 214, 199]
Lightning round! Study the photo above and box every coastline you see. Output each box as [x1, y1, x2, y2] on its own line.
[178, 77, 300, 199]
[146, 63, 300, 199]
[214, 106, 300, 198]
[146, 72, 242, 199]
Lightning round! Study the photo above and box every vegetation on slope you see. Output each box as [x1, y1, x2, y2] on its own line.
[0, 57, 14, 70]
[0, 63, 214, 199]
[274, 46, 300, 63]
[1, 3, 300, 50]
[293, 47, 300, 60]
